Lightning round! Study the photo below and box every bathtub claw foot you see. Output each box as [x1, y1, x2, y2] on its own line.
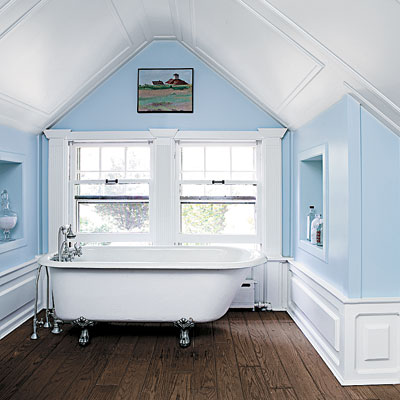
[79, 329, 90, 346]
[174, 318, 194, 348]
[73, 317, 94, 347]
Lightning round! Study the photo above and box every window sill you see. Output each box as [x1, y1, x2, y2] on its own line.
[0, 238, 27, 254]
[299, 239, 326, 262]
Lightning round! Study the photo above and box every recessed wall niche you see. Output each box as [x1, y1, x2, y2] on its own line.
[298, 144, 328, 261]
[0, 151, 26, 254]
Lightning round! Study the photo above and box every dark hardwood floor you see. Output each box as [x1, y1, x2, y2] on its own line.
[1, 311, 400, 399]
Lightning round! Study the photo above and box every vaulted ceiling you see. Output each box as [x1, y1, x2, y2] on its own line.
[0, 0, 399, 134]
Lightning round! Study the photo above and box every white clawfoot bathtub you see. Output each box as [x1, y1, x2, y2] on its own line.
[38, 246, 266, 346]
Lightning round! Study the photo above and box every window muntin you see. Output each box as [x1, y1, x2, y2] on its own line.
[180, 144, 256, 181]
[177, 142, 259, 242]
[70, 143, 151, 239]
[76, 144, 150, 180]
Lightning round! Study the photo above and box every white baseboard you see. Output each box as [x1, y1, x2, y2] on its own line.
[0, 257, 42, 339]
[288, 260, 400, 385]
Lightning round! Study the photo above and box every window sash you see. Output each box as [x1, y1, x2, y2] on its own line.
[175, 140, 261, 244]
[69, 141, 152, 241]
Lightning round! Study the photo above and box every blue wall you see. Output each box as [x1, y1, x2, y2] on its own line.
[360, 109, 400, 297]
[293, 96, 351, 296]
[293, 94, 400, 298]
[54, 41, 281, 131]
[0, 126, 39, 272]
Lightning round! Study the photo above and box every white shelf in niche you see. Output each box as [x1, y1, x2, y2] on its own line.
[299, 239, 325, 260]
[0, 238, 27, 254]
[298, 144, 328, 262]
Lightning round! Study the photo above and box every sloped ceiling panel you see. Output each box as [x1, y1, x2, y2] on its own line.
[0, 0, 132, 113]
[191, 0, 323, 113]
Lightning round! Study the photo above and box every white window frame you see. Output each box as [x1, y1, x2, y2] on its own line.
[45, 128, 286, 256]
[175, 140, 262, 245]
[68, 140, 154, 244]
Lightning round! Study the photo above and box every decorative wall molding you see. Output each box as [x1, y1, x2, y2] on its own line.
[288, 260, 400, 385]
[0, 257, 41, 339]
[47, 136, 68, 252]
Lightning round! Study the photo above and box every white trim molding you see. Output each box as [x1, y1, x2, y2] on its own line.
[288, 260, 400, 385]
[0, 257, 41, 339]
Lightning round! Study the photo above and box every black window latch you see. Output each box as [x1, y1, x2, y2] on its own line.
[105, 179, 119, 184]
[211, 180, 225, 184]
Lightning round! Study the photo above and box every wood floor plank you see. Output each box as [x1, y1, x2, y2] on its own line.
[228, 311, 259, 367]
[0, 323, 53, 385]
[345, 386, 379, 400]
[9, 351, 65, 400]
[0, 319, 35, 360]
[36, 349, 93, 400]
[165, 372, 192, 400]
[214, 343, 244, 400]
[191, 346, 217, 399]
[259, 312, 325, 400]
[274, 312, 292, 323]
[270, 388, 298, 400]
[213, 315, 233, 344]
[62, 351, 109, 400]
[370, 385, 400, 400]
[284, 321, 351, 399]
[113, 333, 157, 400]
[96, 355, 131, 386]
[193, 322, 213, 348]
[88, 384, 117, 400]
[0, 329, 65, 400]
[139, 329, 177, 400]
[239, 366, 273, 399]
[244, 312, 292, 389]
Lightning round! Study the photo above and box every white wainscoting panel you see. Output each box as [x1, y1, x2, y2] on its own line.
[288, 259, 400, 385]
[0, 258, 41, 339]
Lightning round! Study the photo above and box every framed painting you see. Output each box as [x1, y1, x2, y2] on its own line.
[137, 68, 193, 113]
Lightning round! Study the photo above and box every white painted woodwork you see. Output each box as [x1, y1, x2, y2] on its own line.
[0, 1, 399, 135]
[288, 259, 400, 385]
[259, 128, 286, 257]
[150, 129, 178, 245]
[45, 130, 69, 252]
[0, 258, 42, 339]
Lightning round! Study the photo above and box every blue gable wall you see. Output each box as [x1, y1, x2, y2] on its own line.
[0, 126, 39, 272]
[51, 40, 290, 254]
[54, 41, 281, 131]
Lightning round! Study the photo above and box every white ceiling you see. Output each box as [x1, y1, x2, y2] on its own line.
[0, 0, 399, 135]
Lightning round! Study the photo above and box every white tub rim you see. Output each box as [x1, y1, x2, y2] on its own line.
[39, 245, 266, 270]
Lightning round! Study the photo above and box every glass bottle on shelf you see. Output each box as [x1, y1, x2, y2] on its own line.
[0, 190, 17, 242]
[306, 205, 315, 241]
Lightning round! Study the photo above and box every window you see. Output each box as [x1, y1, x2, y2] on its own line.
[69, 142, 152, 242]
[176, 142, 261, 244]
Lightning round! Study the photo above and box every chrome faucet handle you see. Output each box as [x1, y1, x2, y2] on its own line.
[66, 224, 76, 239]
[74, 242, 83, 257]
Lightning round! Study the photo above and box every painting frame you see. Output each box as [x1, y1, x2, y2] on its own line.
[137, 68, 194, 113]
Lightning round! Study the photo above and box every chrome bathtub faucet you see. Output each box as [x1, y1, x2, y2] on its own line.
[57, 224, 82, 262]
